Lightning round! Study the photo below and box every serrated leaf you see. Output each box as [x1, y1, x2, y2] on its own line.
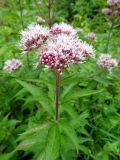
[16, 79, 42, 98]
[45, 124, 60, 160]
[62, 88, 104, 103]
[16, 79, 54, 115]
[0, 151, 16, 160]
[62, 123, 79, 152]
[20, 123, 49, 137]
[60, 83, 76, 99]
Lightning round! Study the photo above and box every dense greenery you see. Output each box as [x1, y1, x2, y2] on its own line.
[0, 0, 120, 160]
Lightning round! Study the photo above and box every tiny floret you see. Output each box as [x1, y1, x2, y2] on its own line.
[97, 54, 118, 71]
[50, 23, 77, 36]
[3, 59, 22, 73]
[20, 23, 49, 53]
[102, 8, 112, 15]
[86, 32, 96, 41]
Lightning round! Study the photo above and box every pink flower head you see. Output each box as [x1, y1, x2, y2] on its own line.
[102, 8, 112, 15]
[107, 0, 119, 6]
[79, 42, 95, 59]
[20, 23, 49, 54]
[50, 23, 77, 36]
[86, 32, 96, 41]
[3, 58, 22, 73]
[97, 54, 118, 71]
[39, 34, 94, 74]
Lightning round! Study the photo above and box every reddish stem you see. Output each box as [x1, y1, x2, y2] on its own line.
[55, 71, 60, 122]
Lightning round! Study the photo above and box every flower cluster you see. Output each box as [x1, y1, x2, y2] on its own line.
[19, 22, 94, 74]
[102, 0, 120, 19]
[20, 23, 49, 53]
[39, 33, 94, 74]
[107, 0, 120, 6]
[4, 22, 119, 75]
[50, 23, 77, 36]
[3, 59, 22, 73]
[97, 54, 118, 71]
[4, 23, 95, 74]
[86, 32, 96, 41]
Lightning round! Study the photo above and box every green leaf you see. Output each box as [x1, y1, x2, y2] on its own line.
[16, 79, 43, 98]
[60, 83, 76, 99]
[16, 79, 54, 115]
[36, 152, 45, 160]
[0, 151, 16, 160]
[61, 123, 79, 152]
[60, 102, 78, 119]
[45, 123, 60, 160]
[62, 88, 104, 103]
[19, 123, 49, 137]
[79, 145, 91, 154]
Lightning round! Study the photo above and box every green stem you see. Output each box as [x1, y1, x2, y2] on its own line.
[105, 21, 114, 53]
[19, 0, 24, 29]
[26, 53, 30, 69]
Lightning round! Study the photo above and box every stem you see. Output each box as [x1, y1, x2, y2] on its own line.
[34, 0, 41, 15]
[55, 71, 60, 122]
[19, 0, 24, 29]
[47, 0, 54, 28]
[105, 21, 114, 53]
[48, 0, 51, 27]
[26, 53, 30, 68]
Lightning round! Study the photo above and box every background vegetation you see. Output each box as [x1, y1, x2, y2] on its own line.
[0, 0, 120, 160]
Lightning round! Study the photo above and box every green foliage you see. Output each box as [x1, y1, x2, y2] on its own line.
[0, 0, 120, 160]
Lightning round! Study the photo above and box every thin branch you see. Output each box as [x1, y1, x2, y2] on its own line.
[18, 0, 24, 29]
[105, 21, 114, 53]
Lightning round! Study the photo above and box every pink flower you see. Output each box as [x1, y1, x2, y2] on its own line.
[102, 8, 112, 16]
[86, 32, 96, 41]
[20, 23, 49, 54]
[3, 59, 22, 73]
[97, 54, 118, 71]
[50, 23, 77, 36]
[39, 34, 94, 74]
[107, 0, 119, 6]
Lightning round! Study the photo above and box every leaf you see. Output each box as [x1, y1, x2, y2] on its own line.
[0, 151, 16, 160]
[16, 79, 43, 98]
[45, 123, 60, 160]
[61, 75, 79, 85]
[60, 83, 76, 99]
[79, 145, 91, 154]
[62, 88, 104, 103]
[16, 79, 54, 115]
[61, 123, 79, 152]
[17, 125, 48, 152]
[59, 102, 78, 119]
[19, 123, 49, 137]
[36, 152, 45, 160]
